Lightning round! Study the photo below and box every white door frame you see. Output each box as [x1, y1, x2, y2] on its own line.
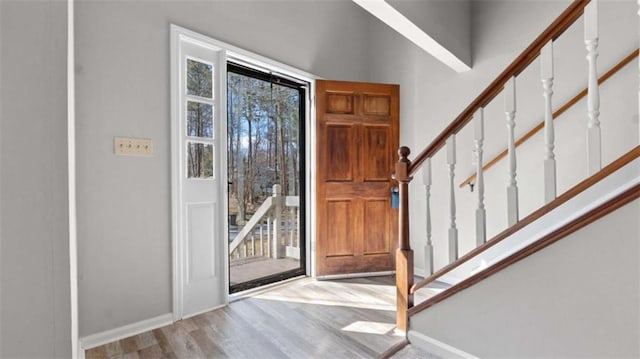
[170, 25, 318, 320]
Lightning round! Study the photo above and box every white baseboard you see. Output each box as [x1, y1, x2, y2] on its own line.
[181, 304, 226, 320]
[408, 330, 478, 359]
[79, 313, 174, 351]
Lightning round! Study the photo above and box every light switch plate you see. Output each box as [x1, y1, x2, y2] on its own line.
[114, 137, 153, 156]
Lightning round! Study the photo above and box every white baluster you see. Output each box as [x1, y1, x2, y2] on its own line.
[289, 207, 294, 247]
[251, 231, 255, 256]
[505, 76, 519, 226]
[585, 0, 601, 174]
[474, 109, 487, 246]
[638, 0, 639, 144]
[422, 157, 433, 275]
[294, 207, 298, 246]
[267, 215, 272, 258]
[447, 135, 458, 263]
[541, 41, 557, 203]
[272, 184, 282, 259]
[259, 219, 264, 256]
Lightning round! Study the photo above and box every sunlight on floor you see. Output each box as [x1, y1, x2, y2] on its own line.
[247, 277, 451, 312]
[341, 321, 396, 335]
[249, 278, 396, 311]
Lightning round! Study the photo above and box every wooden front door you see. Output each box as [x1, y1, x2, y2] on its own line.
[316, 80, 399, 276]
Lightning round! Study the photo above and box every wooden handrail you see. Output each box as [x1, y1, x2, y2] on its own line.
[459, 48, 640, 188]
[408, 0, 590, 176]
[408, 182, 640, 316]
[410, 146, 640, 294]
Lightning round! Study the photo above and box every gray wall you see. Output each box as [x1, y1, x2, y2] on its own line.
[75, 0, 374, 336]
[387, 0, 471, 67]
[411, 198, 640, 357]
[0, 0, 71, 357]
[368, 0, 639, 276]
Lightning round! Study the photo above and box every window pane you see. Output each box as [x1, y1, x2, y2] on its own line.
[187, 59, 213, 98]
[187, 102, 213, 138]
[187, 143, 214, 179]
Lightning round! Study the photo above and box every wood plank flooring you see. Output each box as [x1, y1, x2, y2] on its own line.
[86, 276, 447, 359]
[390, 344, 441, 359]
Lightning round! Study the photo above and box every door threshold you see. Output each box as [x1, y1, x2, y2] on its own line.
[316, 270, 395, 280]
[228, 275, 308, 302]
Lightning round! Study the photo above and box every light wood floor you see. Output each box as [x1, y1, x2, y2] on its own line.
[86, 276, 444, 359]
[391, 344, 441, 359]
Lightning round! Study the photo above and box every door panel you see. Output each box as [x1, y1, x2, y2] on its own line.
[326, 200, 355, 257]
[325, 124, 356, 181]
[326, 92, 355, 114]
[363, 94, 391, 116]
[363, 199, 390, 255]
[187, 203, 216, 282]
[362, 126, 391, 181]
[316, 80, 399, 276]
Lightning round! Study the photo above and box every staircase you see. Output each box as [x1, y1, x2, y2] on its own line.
[391, 0, 639, 356]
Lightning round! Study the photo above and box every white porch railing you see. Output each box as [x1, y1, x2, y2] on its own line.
[229, 184, 300, 262]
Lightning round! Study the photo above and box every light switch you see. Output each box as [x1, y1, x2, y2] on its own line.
[114, 137, 153, 156]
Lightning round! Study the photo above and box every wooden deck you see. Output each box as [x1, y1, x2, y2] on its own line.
[85, 276, 446, 359]
[229, 257, 300, 286]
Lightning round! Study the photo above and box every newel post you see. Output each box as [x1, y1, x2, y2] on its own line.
[395, 146, 414, 332]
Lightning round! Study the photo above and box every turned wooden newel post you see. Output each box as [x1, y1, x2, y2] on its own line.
[395, 146, 414, 332]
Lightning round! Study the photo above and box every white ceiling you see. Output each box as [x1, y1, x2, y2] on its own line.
[352, 0, 471, 73]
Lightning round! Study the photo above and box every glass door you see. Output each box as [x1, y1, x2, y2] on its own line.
[227, 63, 306, 293]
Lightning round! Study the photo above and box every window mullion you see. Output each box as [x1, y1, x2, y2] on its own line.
[185, 95, 214, 104]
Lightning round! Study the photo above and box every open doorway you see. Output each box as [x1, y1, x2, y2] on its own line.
[227, 63, 307, 293]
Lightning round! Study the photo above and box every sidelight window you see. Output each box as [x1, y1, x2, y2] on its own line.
[185, 58, 215, 179]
